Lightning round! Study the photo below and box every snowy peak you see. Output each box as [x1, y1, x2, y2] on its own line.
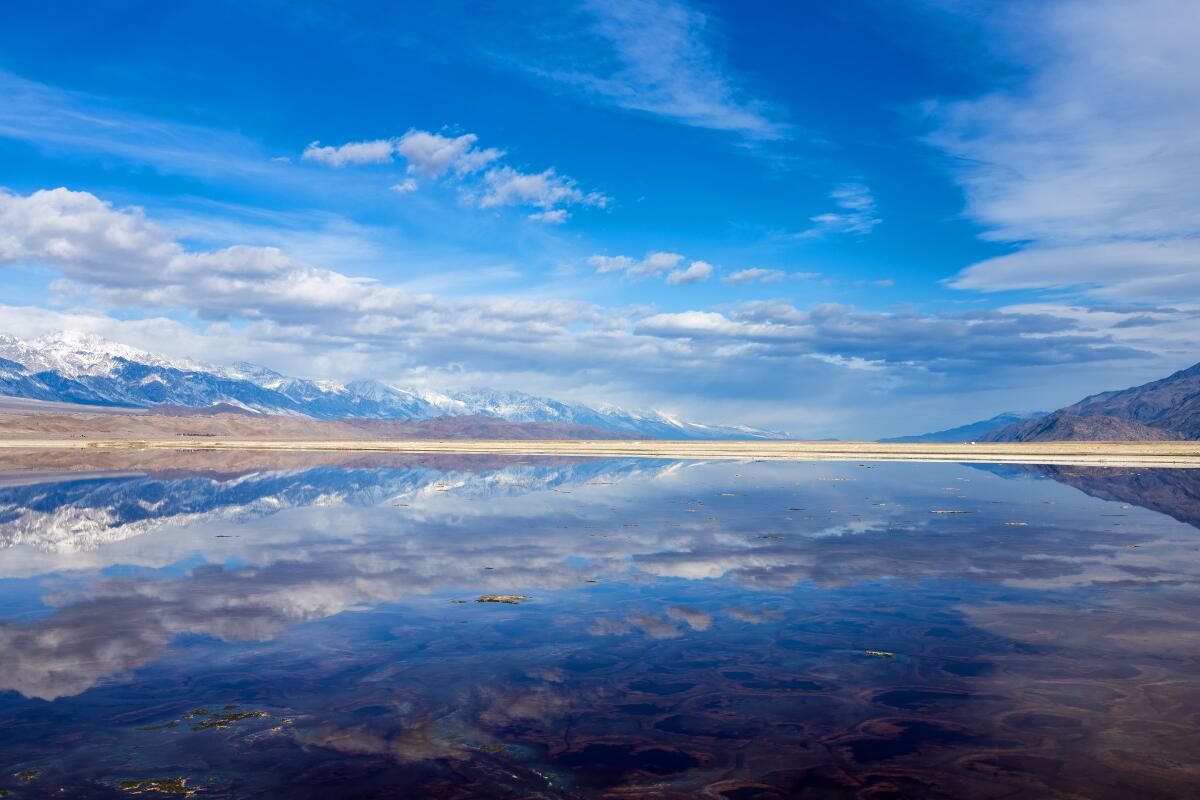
[0, 331, 203, 378]
[0, 332, 788, 439]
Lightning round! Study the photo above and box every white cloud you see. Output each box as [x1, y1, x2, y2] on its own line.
[393, 130, 502, 178]
[799, 183, 881, 238]
[723, 268, 787, 285]
[953, 241, 1200, 299]
[303, 129, 605, 220]
[554, 0, 787, 140]
[589, 250, 686, 280]
[587, 254, 635, 274]
[629, 251, 684, 277]
[302, 138, 396, 167]
[528, 209, 569, 224]
[0, 186, 1175, 437]
[936, 0, 1200, 301]
[478, 166, 608, 210]
[666, 259, 713, 285]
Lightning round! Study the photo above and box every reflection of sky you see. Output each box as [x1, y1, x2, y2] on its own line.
[1, 458, 1198, 702]
[0, 460, 1195, 796]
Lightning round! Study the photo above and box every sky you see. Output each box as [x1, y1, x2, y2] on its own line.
[0, 0, 1198, 438]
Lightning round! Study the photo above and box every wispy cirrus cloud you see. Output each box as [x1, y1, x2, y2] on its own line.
[937, 0, 1200, 302]
[723, 268, 819, 285]
[797, 183, 881, 238]
[526, 0, 787, 141]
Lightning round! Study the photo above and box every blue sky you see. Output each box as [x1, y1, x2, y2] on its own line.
[0, 0, 1197, 437]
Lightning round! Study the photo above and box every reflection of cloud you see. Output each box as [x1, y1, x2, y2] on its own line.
[4, 458, 1200, 701]
[0, 459, 663, 555]
[724, 605, 780, 624]
[587, 617, 632, 636]
[666, 604, 711, 631]
[0, 595, 171, 700]
[626, 615, 682, 639]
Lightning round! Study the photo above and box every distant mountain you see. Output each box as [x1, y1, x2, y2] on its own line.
[882, 411, 1047, 443]
[986, 362, 1200, 441]
[0, 332, 785, 439]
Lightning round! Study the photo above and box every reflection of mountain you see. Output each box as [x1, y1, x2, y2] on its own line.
[1020, 465, 1200, 530]
[0, 459, 667, 552]
[4, 458, 1200, 701]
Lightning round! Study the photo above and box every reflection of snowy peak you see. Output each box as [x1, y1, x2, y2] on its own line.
[0, 332, 785, 438]
[0, 460, 667, 553]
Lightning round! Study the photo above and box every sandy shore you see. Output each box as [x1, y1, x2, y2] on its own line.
[1, 438, 1199, 467]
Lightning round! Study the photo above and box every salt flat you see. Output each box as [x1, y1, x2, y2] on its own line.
[2, 437, 1199, 467]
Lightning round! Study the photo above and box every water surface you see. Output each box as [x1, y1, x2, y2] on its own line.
[0, 451, 1198, 798]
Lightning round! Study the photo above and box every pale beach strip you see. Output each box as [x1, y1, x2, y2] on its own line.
[2, 438, 1200, 467]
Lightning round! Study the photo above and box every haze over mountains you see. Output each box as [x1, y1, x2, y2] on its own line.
[0, 332, 783, 440]
[881, 412, 1048, 443]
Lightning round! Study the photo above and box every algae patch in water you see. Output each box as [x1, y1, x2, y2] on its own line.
[119, 777, 197, 796]
[191, 709, 269, 730]
[137, 720, 180, 731]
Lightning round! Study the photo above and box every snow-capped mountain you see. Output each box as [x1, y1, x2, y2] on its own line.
[0, 332, 787, 439]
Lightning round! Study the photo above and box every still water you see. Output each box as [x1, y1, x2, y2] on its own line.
[0, 450, 1198, 799]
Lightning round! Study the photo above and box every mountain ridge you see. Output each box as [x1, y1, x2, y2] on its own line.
[0, 332, 785, 439]
[986, 361, 1200, 441]
[882, 411, 1048, 443]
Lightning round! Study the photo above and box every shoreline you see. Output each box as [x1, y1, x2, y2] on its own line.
[1, 438, 1199, 467]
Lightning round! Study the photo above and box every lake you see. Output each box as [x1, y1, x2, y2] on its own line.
[0, 450, 1198, 798]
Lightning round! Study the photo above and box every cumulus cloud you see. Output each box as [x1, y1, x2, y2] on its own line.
[302, 138, 396, 167]
[588, 250, 700, 282]
[798, 183, 881, 238]
[394, 130, 503, 178]
[665, 260, 713, 285]
[0, 187, 598, 347]
[936, 0, 1200, 301]
[301, 129, 604, 220]
[477, 166, 608, 210]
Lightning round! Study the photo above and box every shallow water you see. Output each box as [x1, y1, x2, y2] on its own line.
[0, 452, 1199, 798]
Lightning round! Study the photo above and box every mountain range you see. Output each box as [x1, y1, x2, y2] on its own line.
[887, 360, 1200, 443]
[0, 332, 784, 439]
[880, 412, 1048, 443]
[985, 361, 1200, 442]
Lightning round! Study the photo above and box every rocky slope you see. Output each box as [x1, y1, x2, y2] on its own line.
[986, 361, 1200, 441]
